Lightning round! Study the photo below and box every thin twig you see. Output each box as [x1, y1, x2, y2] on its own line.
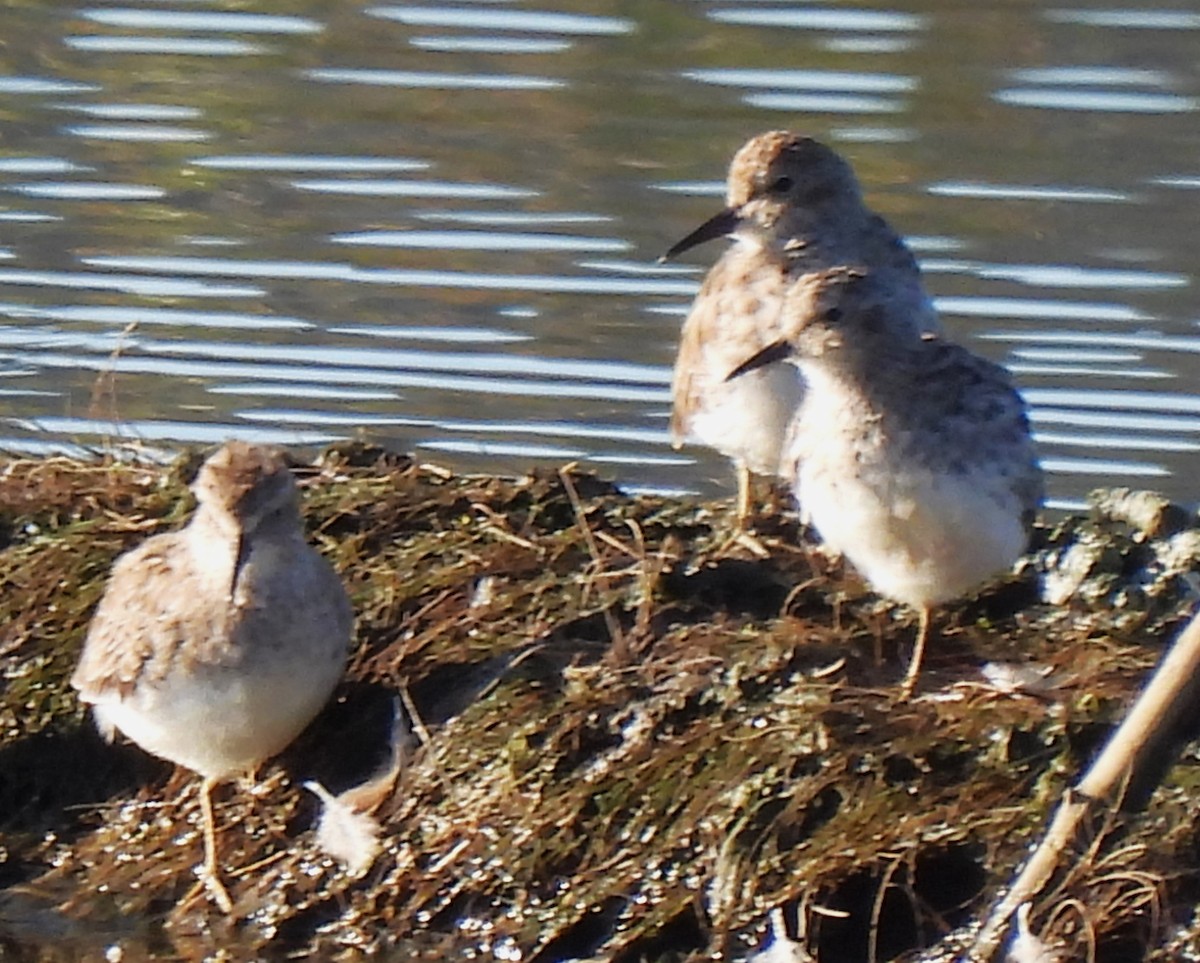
[88, 319, 140, 425]
[558, 467, 624, 655]
[869, 853, 906, 963]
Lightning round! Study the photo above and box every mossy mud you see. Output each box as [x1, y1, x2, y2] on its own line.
[1, 443, 1199, 961]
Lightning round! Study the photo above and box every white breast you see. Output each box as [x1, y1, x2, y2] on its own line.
[688, 362, 804, 478]
[789, 366, 1030, 609]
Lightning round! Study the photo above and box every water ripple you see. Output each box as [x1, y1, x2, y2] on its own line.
[234, 409, 425, 427]
[419, 438, 587, 460]
[0, 267, 263, 298]
[575, 259, 695, 276]
[65, 37, 269, 55]
[973, 264, 1188, 289]
[1026, 388, 1200, 415]
[8, 182, 166, 200]
[331, 230, 630, 253]
[709, 8, 926, 31]
[291, 179, 538, 200]
[1047, 9, 1200, 29]
[0, 323, 667, 386]
[907, 236, 969, 254]
[995, 88, 1198, 113]
[927, 181, 1131, 202]
[79, 9, 323, 33]
[193, 155, 428, 172]
[410, 37, 573, 54]
[357, 267, 697, 296]
[1035, 430, 1199, 453]
[14, 415, 341, 447]
[650, 180, 725, 197]
[305, 68, 562, 91]
[746, 93, 904, 114]
[1033, 407, 1200, 434]
[822, 36, 914, 54]
[413, 437, 686, 466]
[0, 388, 58, 399]
[61, 103, 202, 120]
[0, 437, 122, 459]
[215, 384, 401, 402]
[0, 76, 99, 94]
[935, 296, 1150, 322]
[367, 7, 634, 35]
[64, 124, 211, 142]
[139, 337, 669, 386]
[1009, 67, 1172, 86]
[831, 126, 916, 143]
[409, 417, 670, 447]
[684, 69, 917, 93]
[83, 255, 355, 281]
[0, 158, 90, 173]
[414, 210, 611, 226]
[984, 330, 1200, 353]
[82, 255, 700, 296]
[0, 303, 315, 331]
[9, 349, 672, 403]
[0, 212, 62, 223]
[1010, 363, 1168, 380]
[1039, 455, 1168, 477]
[1155, 175, 1200, 190]
[328, 324, 532, 344]
[1013, 347, 1144, 363]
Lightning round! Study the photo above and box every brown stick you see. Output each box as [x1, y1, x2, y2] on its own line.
[968, 609, 1200, 960]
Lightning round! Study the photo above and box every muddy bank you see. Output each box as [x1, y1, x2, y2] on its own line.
[0, 443, 1198, 961]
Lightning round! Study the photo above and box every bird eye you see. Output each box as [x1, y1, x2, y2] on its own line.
[769, 175, 794, 194]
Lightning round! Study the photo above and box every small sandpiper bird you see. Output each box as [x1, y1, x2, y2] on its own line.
[663, 130, 939, 526]
[72, 442, 353, 912]
[729, 268, 1043, 693]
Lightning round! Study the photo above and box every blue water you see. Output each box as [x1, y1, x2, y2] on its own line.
[1, 1, 1198, 513]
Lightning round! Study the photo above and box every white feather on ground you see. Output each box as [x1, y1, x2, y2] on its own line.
[305, 699, 413, 876]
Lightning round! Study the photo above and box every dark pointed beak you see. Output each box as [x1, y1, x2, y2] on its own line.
[232, 532, 250, 598]
[659, 206, 741, 262]
[725, 340, 793, 382]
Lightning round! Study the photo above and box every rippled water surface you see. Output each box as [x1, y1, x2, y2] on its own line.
[3, 1, 1199, 510]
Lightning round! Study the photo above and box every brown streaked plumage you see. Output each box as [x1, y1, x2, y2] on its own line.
[665, 131, 939, 525]
[72, 441, 352, 912]
[733, 268, 1043, 693]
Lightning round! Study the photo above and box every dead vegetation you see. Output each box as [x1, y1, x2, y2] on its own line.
[0, 442, 1198, 961]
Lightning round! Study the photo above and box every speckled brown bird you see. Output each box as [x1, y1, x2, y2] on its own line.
[72, 441, 352, 912]
[730, 267, 1043, 693]
[664, 131, 939, 525]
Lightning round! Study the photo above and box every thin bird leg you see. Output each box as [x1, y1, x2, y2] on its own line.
[735, 460, 753, 530]
[717, 461, 770, 558]
[899, 606, 932, 698]
[199, 776, 234, 913]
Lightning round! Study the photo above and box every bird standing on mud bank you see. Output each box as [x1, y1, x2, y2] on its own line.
[664, 130, 939, 527]
[729, 267, 1043, 692]
[72, 441, 352, 912]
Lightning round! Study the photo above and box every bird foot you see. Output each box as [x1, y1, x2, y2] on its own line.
[201, 865, 235, 914]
